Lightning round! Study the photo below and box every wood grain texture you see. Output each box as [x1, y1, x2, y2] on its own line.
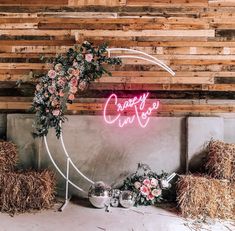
[0, 1, 234, 115]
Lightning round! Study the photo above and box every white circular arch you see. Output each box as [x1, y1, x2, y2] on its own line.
[43, 47, 175, 210]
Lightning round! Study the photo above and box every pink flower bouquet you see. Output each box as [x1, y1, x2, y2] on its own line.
[121, 164, 168, 206]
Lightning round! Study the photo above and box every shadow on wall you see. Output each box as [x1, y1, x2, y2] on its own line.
[188, 149, 208, 173]
[0, 114, 6, 140]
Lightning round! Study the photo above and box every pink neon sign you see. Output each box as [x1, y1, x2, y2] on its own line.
[103, 92, 159, 128]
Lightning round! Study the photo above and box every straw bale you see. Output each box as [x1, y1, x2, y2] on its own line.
[177, 175, 235, 219]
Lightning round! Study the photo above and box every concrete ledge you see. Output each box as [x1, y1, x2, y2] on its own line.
[7, 114, 185, 196]
[187, 117, 224, 172]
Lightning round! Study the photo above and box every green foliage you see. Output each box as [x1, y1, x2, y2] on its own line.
[32, 41, 121, 138]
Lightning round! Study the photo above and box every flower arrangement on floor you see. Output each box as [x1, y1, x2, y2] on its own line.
[121, 164, 172, 206]
[88, 164, 176, 209]
[32, 41, 121, 138]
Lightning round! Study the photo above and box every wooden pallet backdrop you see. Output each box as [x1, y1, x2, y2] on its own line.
[0, 0, 235, 116]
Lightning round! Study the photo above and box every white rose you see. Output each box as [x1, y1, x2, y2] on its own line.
[151, 189, 161, 197]
[150, 178, 158, 187]
[160, 179, 170, 188]
[134, 181, 141, 189]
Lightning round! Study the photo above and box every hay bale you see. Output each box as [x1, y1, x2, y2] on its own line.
[176, 175, 235, 219]
[0, 170, 55, 215]
[206, 140, 235, 182]
[0, 140, 18, 172]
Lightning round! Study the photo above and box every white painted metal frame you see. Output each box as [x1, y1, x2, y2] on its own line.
[43, 47, 175, 211]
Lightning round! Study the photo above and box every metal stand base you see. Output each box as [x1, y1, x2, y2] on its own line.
[58, 196, 71, 212]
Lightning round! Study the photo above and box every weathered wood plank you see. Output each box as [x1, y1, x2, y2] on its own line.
[88, 83, 235, 91]
[0, 29, 72, 36]
[0, 0, 68, 6]
[209, 0, 235, 7]
[84, 39, 235, 47]
[68, 0, 126, 6]
[1, 71, 235, 82]
[1, 97, 235, 116]
[97, 76, 214, 84]
[126, 0, 208, 7]
[75, 30, 215, 38]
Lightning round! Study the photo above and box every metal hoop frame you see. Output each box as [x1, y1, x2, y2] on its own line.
[43, 48, 175, 211]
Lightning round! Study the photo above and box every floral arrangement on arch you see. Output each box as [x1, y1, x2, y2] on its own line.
[32, 41, 121, 138]
[121, 164, 170, 206]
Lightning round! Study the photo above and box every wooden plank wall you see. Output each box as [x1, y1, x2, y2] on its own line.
[0, 0, 235, 116]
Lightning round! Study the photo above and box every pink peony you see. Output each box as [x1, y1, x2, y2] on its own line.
[134, 182, 141, 189]
[140, 185, 150, 196]
[48, 70, 57, 79]
[48, 86, 56, 94]
[150, 178, 158, 187]
[143, 178, 151, 187]
[70, 86, 78, 94]
[72, 69, 80, 77]
[85, 53, 93, 62]
[52, 109, 60, 116]
[147, 193, 155, 201]
[151, 189, 161, 197]
[70, 77, 78, 87]
[68, 94, 75, 100]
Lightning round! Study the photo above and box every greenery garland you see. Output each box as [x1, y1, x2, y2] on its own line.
[32, 41, 121, 138]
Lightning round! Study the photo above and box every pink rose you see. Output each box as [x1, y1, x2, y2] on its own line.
[143, 178, 151, 187]
[36, 84, 41, 91]
[48, 70, 57, 79]
[72, 69, 80, 77]
[59, 90, 64, 97]
[85, 53, 93, 62]
[78, 81, 87, 91]
[73, 61, 79, 68]
[52, 109, 60, 116]
[147, 193, 155, 201]
[134, 182, 141, 189]
[70, 77, 78, 87]
[70, 86, 78, 94]
[150, 178, 158, 187]
[151, 189, 161, 197]
[140, 185, 150, 196]
[58, 79, 65, 86]
[68, 94, 75, 100]
[48, 86, 56, 94]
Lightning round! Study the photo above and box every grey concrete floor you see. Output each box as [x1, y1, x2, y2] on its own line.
[0, 200, 234, 231]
